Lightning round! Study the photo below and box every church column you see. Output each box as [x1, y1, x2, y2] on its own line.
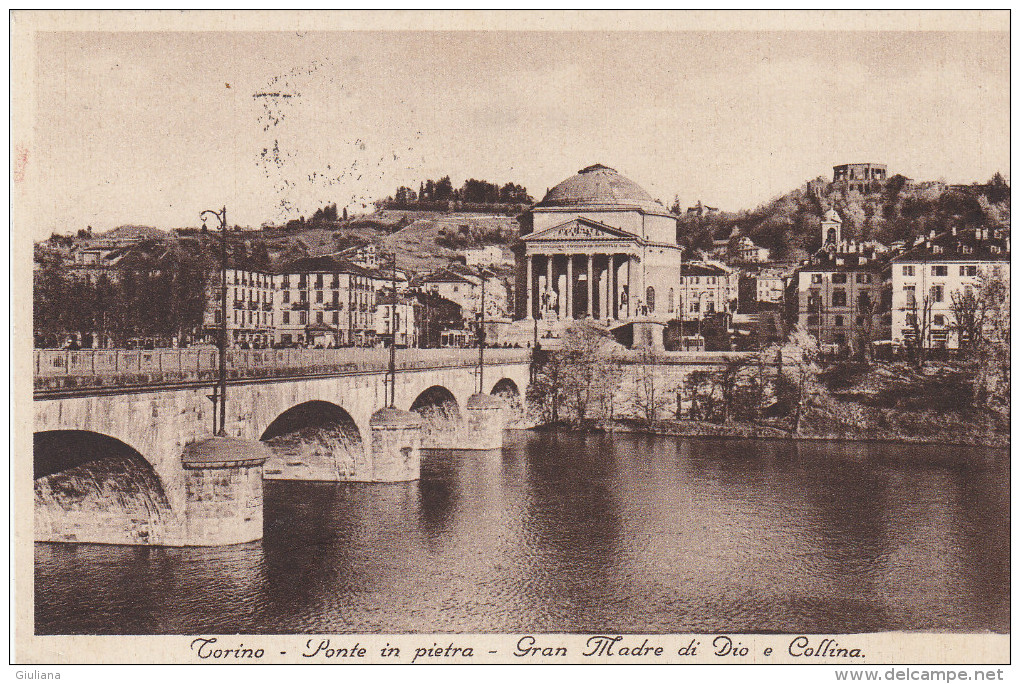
[620, 255, 628, 320]
[526, 254, 534, 320]
[566, 254, 573, 319]
[586, 254, 593, 318]
[607, 253, 616, 322]
[546, 254, 553, 317]
[603, 255, 611, 321]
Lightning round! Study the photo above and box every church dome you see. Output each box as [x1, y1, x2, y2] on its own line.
[536, 164, 665, 212]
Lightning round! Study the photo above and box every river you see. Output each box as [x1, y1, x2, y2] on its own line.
[35, 431, 1009, 634]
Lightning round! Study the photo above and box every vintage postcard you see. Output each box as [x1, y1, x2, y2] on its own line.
[11, 10, 1010, 674]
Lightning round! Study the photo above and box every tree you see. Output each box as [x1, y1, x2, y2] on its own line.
[559, 324, 620, 426]
[527, 350, 568, 424]
[949, 286, 983, 352]
[970, 267, 1010, 407]
[905, 292, 934, 369]
[629, 347, 677, 425]
[851, 289, 880, 361]
[779, 325, 823, 434]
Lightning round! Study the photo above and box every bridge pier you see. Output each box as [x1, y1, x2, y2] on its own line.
[463, 393, 506, 450]
[177, 438, 271, 546]
[368, 408, 422, 482]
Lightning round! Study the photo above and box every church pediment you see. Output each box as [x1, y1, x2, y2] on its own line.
[522, 217, 639, 242]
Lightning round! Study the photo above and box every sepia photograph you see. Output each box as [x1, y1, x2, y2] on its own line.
[12, 10, 1010, 668]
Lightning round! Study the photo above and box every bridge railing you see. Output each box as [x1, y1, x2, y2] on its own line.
[34, 347, 532, 392]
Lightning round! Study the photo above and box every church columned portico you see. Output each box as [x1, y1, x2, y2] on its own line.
[523, 250, 638, 322]
[513, 165, 684, 341]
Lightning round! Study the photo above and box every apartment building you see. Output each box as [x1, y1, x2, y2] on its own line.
[201, 266, 276, 348]
[786, 245, 886, 351]
[888, 227, 1010, 350]
[676, 262, 739, 320]
[274, 256, 381, 347]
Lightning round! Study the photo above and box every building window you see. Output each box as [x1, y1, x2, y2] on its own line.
[807, 314, 819, 326]
[283, 311, 290, 324]
[834, 315, 844, 327]
[832, 289, 847, 307]
[283, 290, 290, 303]
[316, 311, 323, 324]
[903, 285, 916, 307]
[932, 265, 948, 277]
[832, 273, 847, 284]
[315, 274, 323, 289]
[960, 265, 977, 277]
[333, 312, 339, 324]
[282, 276, 290, 288]
[705, 301, 715, 314]
[902, 266, 915, 277]
[856, 273, 870, 283]
[811, 274, 823, 284]
[933, 314, 945, 327]
[646, 287, 655, 312]
[668, 288, 675, 313]
[857, 293, 872, 311]
[931, 285, 944, 302]
[316, 291, 323, 303]
[691, 301, 700, 313]
[299, 312, 307, 325]
[905, 313, 917, 327]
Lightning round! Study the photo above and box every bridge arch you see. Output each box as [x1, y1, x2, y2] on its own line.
[490, 377, 521, 399]
[34, 430, 174, 545]
[490, 377, 524, 427]
[409, 385, 462, 448]
[259, 400, 365, 481]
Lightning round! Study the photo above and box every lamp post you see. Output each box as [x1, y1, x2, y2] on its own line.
[477, 267, 488, 394]
[201, 206, 228, 436]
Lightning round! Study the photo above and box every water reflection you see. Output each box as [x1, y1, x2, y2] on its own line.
[36, 432, 1009, 634]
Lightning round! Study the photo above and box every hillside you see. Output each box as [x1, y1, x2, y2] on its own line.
[678, 173, 1010, 260]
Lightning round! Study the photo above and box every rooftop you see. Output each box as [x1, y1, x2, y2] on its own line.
[535, 164, 669, 215]
[891, 227, 1010, 263]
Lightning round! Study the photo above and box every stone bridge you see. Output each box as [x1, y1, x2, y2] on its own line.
[33, 349, 531, 548]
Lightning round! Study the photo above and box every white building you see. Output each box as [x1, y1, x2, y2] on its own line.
[375, 298, 419, 348]
[755, 265, 794, 304]
[514, 164, 684, 324]
[735, 236, 770, 263]
[889, 227, 1010, 350]
[201, 266, 276, 348]
[274, 255, 379, 347]
[677, 261, 739, 319]
[464, 246, 509, 267]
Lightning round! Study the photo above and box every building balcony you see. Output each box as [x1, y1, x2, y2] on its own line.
[292, 301, 310, 310]
[325, 302, 343, 310]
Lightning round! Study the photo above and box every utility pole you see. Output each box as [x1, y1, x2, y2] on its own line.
[200, 206, 228, 436]
[387, 251, 398, 407]
[477, 268, 486, 393]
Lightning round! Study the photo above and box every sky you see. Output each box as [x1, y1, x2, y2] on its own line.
[28, 29, 1009, 239]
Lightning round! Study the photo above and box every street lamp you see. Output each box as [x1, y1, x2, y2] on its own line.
[200, 206, 228, 436]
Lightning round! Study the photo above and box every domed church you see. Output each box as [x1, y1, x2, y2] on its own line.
[514, 164, 684, 327]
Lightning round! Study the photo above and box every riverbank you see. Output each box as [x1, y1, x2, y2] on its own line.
[534, 416, 1008, 448]
[600, 416, 1009, 449]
